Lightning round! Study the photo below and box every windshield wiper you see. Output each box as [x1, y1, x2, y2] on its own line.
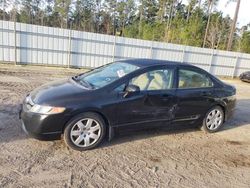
[72, 75, 96, 89]
[79, 80, 95, 89]
[72, 76, 92, 88]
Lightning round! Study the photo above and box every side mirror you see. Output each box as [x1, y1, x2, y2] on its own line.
[123, 84, 140, 98]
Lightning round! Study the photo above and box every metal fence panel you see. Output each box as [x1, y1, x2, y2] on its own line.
[0, 20, 250, 77]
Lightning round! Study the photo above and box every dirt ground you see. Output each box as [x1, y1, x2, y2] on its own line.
[0, 64, 249, 188]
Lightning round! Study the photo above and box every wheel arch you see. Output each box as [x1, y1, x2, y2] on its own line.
[216, 104, 226, 121]
[210, 102, 226, 122]
[63, 109, 113, 140]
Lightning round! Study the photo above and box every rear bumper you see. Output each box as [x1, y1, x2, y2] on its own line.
[19, 105, 65, 141]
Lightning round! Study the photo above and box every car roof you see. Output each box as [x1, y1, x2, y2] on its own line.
[118, 58, 194, 68]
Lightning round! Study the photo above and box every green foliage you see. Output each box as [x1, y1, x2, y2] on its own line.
[124, 22, 139, 39]
[72, 0, 95, 31]
[240, 31, 250, 53]
[141, 22, 165, 41]
[54, 0, 71, 28]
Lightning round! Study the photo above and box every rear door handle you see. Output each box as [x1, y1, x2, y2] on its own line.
[162, 98, 169, 102]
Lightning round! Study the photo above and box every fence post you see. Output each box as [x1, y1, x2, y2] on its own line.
[182, 46, 186, 63]
[14, 14, 17, 65]
[149, 41, 153, 59]
[232, 53, 239, 78]
[208, 49, 215, 73]
[67, 27, 72, 68]
[112, 35, 116, 62]
[1, 21, 3, 62]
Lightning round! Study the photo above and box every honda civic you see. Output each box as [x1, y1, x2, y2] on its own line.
[20, 59, 236, 151]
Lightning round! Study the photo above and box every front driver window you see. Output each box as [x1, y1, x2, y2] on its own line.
[178, 69, 213, 88]
[130, 69, 174, 91]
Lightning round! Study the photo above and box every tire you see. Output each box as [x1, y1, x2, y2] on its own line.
[64, 112, 106, 151]
[201, 106, 224, 133]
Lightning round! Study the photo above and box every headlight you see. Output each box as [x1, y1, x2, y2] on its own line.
[30, 104, 65, 115]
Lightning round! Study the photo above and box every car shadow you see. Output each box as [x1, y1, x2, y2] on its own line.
[0, 99, 250, 147]
[0, 104, 28, 144]
[220, 99, 250, 131]
[100, 126, 198, 149]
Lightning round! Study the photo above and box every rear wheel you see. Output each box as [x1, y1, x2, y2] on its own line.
[64, 112, 106, 151]
[201, 106, 224, 133]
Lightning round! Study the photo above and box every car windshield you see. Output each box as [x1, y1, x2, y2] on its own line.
[73, 62, 139, 89]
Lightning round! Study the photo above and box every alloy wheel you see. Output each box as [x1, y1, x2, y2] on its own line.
[206, 109, 223, 130]
[70, 118, 101, 147]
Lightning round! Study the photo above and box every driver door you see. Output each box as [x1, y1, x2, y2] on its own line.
[113, 67, 178, 130]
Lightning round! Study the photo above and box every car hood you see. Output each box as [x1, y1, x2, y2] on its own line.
[30, 78, 90, 105]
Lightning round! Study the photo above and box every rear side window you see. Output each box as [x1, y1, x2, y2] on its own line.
[178, 69, 213, 89]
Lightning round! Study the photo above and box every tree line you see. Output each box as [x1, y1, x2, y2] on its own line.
[0, 0, 250, 53]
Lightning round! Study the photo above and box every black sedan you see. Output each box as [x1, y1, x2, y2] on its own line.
[20, 59, 236, 151]
[239, 71, 250, 82]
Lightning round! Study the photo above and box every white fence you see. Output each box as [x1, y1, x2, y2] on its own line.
[0, 20, 250, 77]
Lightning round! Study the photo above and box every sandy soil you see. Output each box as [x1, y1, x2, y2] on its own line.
[0, 64, 249, 188]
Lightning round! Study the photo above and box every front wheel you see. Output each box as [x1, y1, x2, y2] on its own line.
[64, 112, 106, 151]
[201, 106, 224, 133]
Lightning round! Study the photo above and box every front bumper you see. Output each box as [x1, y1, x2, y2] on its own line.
[19, 105, 66, 141]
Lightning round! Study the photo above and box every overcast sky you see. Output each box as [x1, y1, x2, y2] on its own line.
[183, 0, 250, 27]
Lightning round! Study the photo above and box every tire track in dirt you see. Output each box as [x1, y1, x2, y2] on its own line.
[0, 140, 63, 187]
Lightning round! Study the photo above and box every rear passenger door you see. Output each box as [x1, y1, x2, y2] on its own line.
[174, 67, 214, 124]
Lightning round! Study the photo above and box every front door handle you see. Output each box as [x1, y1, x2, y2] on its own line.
[161, 94, 173, 101]
[201, 91, 212, 97]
